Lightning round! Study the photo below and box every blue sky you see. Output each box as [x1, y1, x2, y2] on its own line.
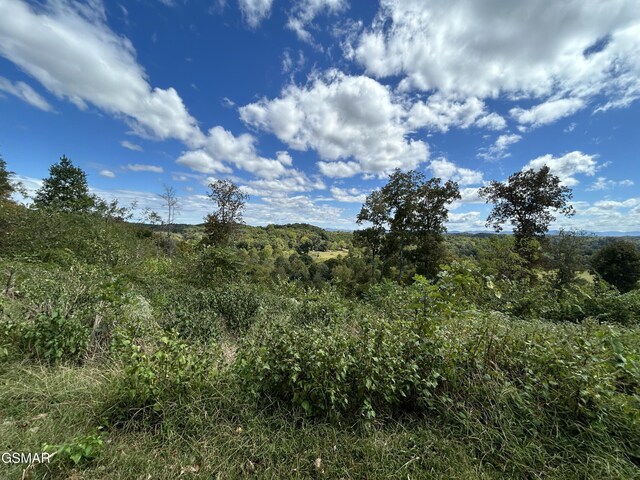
[1, 0, 639, 232]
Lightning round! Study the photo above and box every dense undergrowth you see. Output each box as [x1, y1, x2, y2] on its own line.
[1, 211, 639, 478]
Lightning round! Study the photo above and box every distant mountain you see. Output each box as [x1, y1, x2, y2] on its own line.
[547, 230, 640, 237]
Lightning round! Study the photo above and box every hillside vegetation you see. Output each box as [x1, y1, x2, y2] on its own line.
[1, 158, 639, 479]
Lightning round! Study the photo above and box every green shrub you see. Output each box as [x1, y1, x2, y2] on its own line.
[113, 331, 220, 422]
[236, 314, 443, 420]
[438, 314, 639, 424]
[363, 280, 406, 319]
[155, 287, 222, 343]
[2, 300, 91, 364]
[43, 428, 105, 466]
[586, 286, 640, 325]
[22, 307, 90, 363]
[213, 284, 264, 334]
[292, 287, 349, 325]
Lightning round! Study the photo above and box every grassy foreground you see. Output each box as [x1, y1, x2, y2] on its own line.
[1, 230, 639, 478]
[2, 302, 639, 479]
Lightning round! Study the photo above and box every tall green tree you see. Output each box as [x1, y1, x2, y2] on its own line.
[33, 155, 95, 213]
[357, 169, 460, 281]
[479, 166, 574, 261]
[412, 177, 461, 277]
[592, 240, 640, 293]
[356, 190, 389, 283]
[203, 179, 248, 246]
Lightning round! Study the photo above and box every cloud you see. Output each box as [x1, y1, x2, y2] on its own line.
[593, 198, 638, 209]
[448, 211, 482, 226]
[567, 197, 640, 231]
[477, 134, 522, 161]
[238, 0, 273, 27]
[0, 0, 202, 145]
[205, 126, 290, 178]
[241, 169, 325, 197]
[317, 160, 362, 178]
[428, 158, 483, 185]
[240, 70, 429, 178]
[287, 0, 348, 43]
[351, 0, 640, 116]
[120, 140, 144, 152]
[177, 127, 296, 179]
[0, 76, 53, 111]
[330, 186, 367, 203]
[125, 164, 164, 173]
[586, 177, 635, 191]
[275, 151, 293, 166]
[176, 150, 233, 174]
[523, 151, 598, 186]
[458, 187, 484, 204]
[510, 98, 585, 128]
[407, 94, 505, 132]
[246, 194, 350, 227]
[99, 169, 116, 178]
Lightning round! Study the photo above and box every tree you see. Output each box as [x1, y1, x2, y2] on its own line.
[479, 166, 574, 259]
[357, 169, 460, 281]
[592, 240, 640, 293]
[33, 155, 95, 213]
[203, 179, 248, 246]
[0, 155, 27, 250]
[355, 190, 388, 283]
[0, 155, 16, 201]
[547, 229, 588, 288]
[159, 185, 179, 230]
[147, 185, 181, 256]
[412, 177, 461, 277]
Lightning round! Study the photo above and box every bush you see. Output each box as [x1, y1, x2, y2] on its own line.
[155, 287, 222, 343]
[213, 284, 264, 334]
[1, 299, 91, 364]
[44, 429, 106, 466]
[21, 307, 91, 363]
[143, 281, 264, 338]
[592, 240, 640, 293]
[112, 331, 220, 422]
[585, 284, 640, 325]
[438, 314, 639, 423]
[236, 313, 443, 420]
[291, 287, 349, 325]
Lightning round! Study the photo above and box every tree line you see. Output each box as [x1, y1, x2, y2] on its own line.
[1, 154, 639, 294]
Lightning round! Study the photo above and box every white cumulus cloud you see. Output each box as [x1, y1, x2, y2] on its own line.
[240, 70, 429, 178]
[330, 186, 367, 203]
[287, 0, 349, 43]
[351, 0, 640, 120]
[428, 158, 483, 185]
[176, 150, 233, 175]
[523, 151, 599, 186]
[407, 94, 505, 132]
